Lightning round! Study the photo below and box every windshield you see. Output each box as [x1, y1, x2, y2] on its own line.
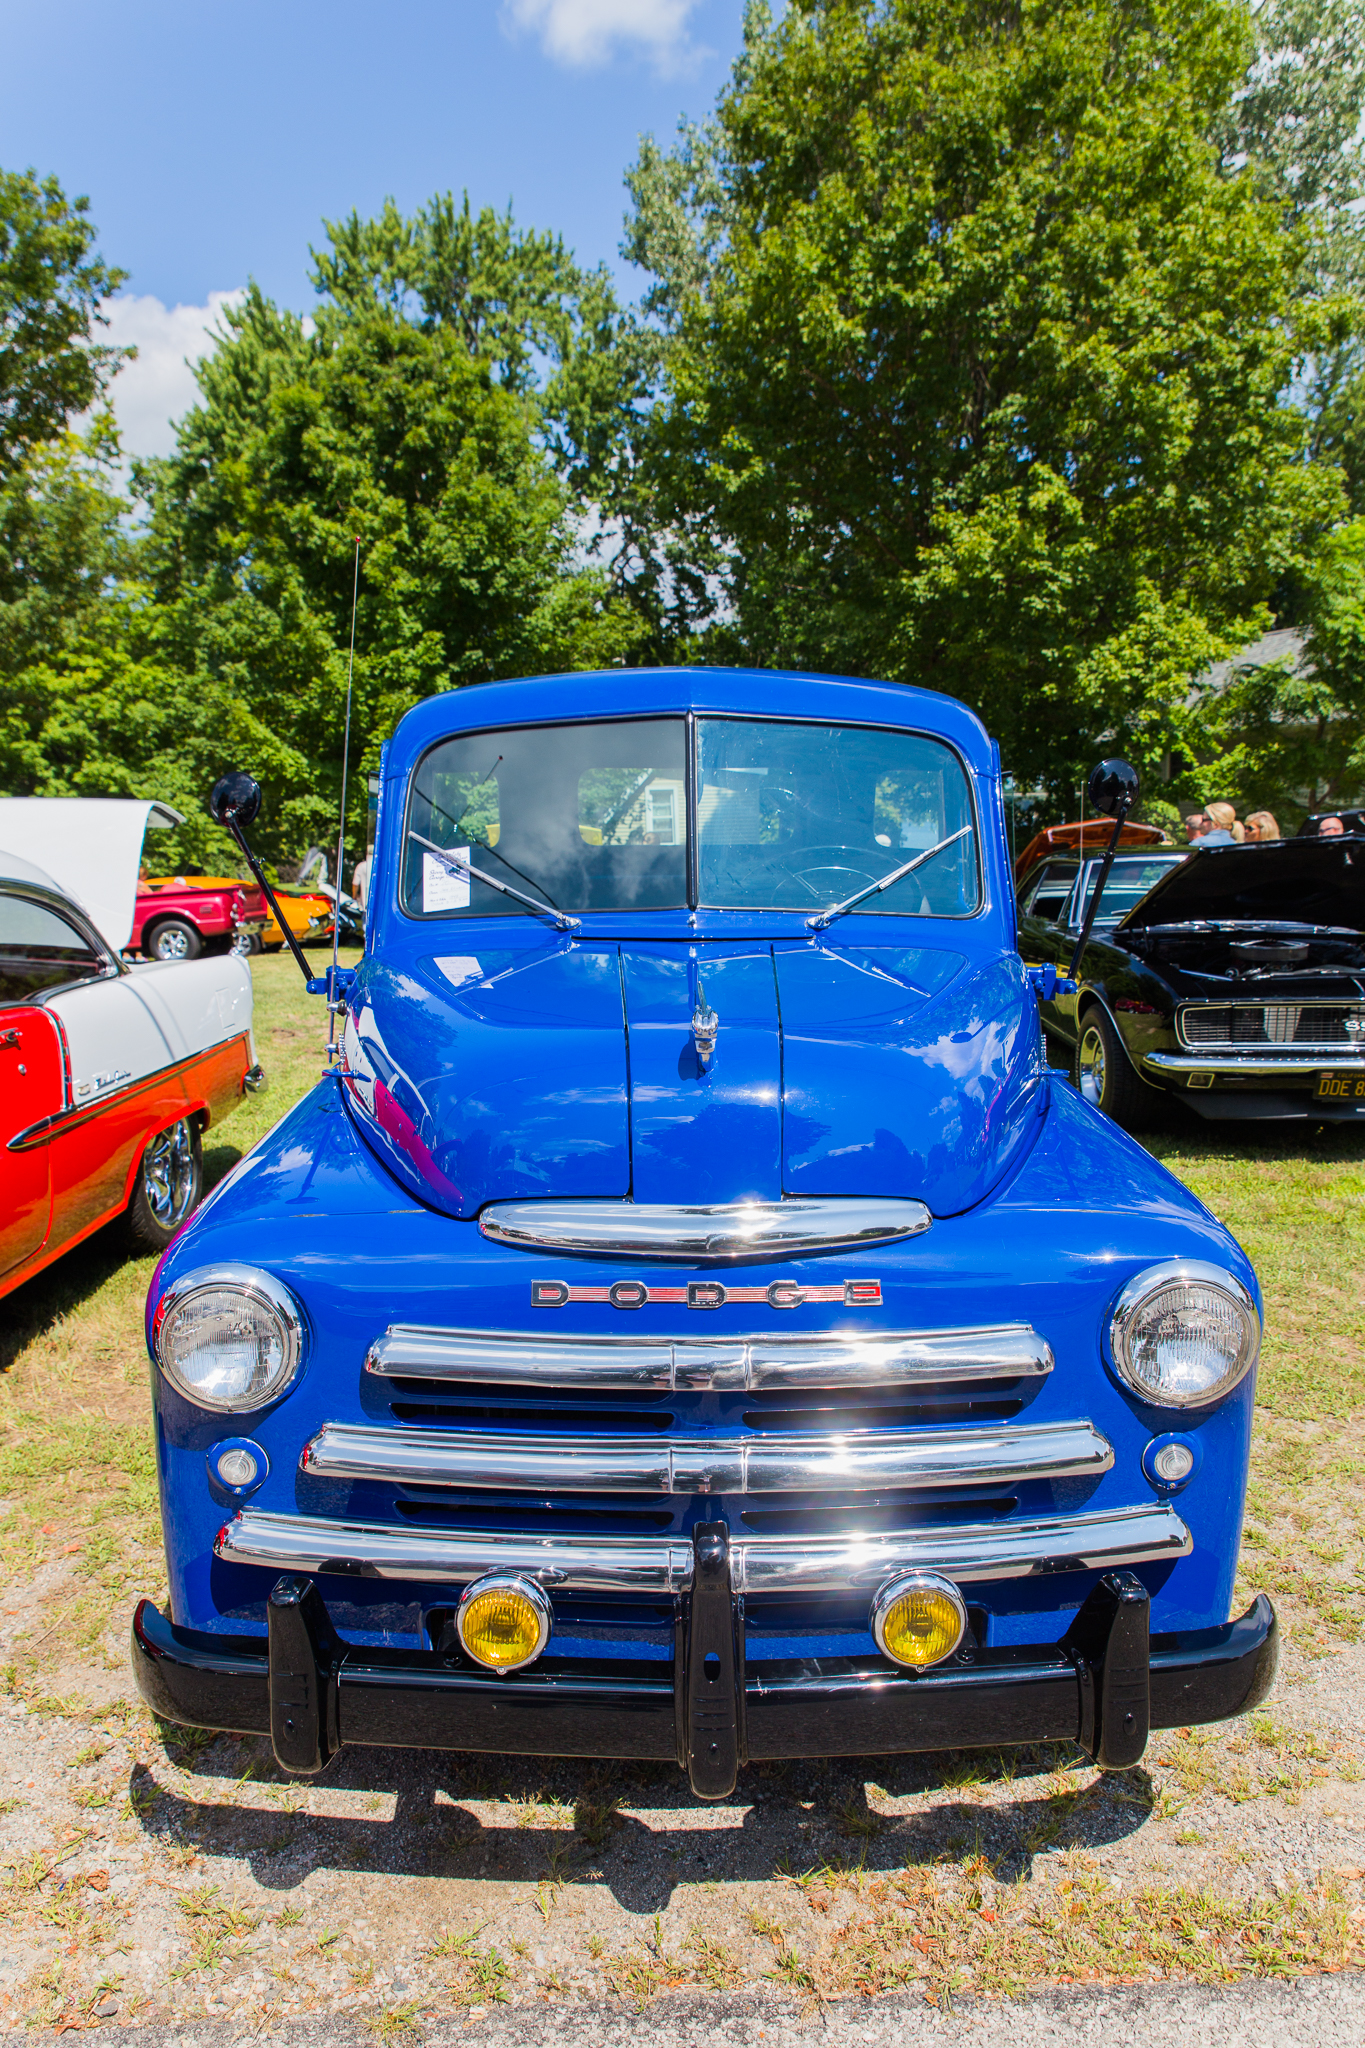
[404, 719, 688, 917]
[696, 718, 978, 915]
[403, 714, 979, 920]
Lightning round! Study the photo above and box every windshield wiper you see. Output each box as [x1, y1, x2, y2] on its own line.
[806, 825, 974, 932]
[407, 831, 580, 933]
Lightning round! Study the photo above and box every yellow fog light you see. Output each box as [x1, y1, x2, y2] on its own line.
[871, 1571, 967, 1669]
[455, 1574, 552, 1673]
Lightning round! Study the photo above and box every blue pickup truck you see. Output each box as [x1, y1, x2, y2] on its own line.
[132, 668, 1276, 1796]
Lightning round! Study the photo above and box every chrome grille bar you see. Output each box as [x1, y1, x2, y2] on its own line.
[302, 1418, 1112, 1494]
[215, 1503, 1190, 1592]
[478, 1196, 932, 1260]
[364, 1323, 1054, 1390]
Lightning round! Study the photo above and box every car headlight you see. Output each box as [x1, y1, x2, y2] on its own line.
[153, 1263, 304, 1411]
[456, 1574, 552, 1673]
[1107, 1259, 1259, 1408]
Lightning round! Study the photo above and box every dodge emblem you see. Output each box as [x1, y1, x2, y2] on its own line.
[531, 1278, 882, 1310]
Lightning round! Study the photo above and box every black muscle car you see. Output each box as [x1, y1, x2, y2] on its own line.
[1018, 837, 1365, 1128]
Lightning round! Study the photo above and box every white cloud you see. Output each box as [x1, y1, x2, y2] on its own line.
[504, 0, 704, 72]
[97, 290, 245, 462]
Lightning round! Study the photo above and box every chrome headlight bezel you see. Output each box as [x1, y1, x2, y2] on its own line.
[152, 1263, 305, 1413]
[870, 1569, 968, 1670]
[456, 1572, 553, 1673]
[1106, 1259, 1260, 1411]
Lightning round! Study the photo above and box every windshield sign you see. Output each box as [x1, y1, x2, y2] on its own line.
[404, 716, 979, 920]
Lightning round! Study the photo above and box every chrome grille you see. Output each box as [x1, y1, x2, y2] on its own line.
[365, 1323, 1054, 1390]
[303, 1417, 1113, 1495]
[314, 1318, 1105, 1553]
[1180, 1002, 1365, 1050]
[216, 1503, 1193, 1591]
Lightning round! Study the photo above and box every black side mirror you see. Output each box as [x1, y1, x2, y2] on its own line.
[210, 772, 263, 830]
[1087, 758, 1140, 821]
[208, 772, 313, 983]
[1066, 759, 1141, 983]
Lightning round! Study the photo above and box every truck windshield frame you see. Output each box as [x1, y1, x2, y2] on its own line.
[400, 713, 982, 921]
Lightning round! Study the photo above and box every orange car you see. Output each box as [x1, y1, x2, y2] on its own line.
[1014, 819, 1169, 886]
[260, 886, 335, 953]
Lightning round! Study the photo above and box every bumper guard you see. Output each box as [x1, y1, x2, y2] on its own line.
[133, 1537, 1277, 1801]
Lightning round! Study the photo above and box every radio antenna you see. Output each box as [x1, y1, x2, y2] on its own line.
[327, 536, 362, 1061]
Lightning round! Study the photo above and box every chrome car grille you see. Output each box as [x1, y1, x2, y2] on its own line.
[217, 1502, 1192, 1591]
[284, 1320, 1130, 1558]
[1179, 1002, 1365, 1050]
[303, 1417, 1113, 1495]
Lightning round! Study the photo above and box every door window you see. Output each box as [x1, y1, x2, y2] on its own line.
[0, 894, 108, 1000]
[1020, 866, 1076, 925]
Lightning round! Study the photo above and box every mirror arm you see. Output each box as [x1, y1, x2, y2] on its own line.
[219, 811, 314, 986]
[1067, 792, 1136, 982]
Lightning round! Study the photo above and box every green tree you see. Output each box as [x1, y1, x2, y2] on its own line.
[1181, 519, 1365, 822]
[0, 168, 128, 478]
[0, 412, 127, 674]
[625, 0, 1340, 801]
[130, 205, 638, 871]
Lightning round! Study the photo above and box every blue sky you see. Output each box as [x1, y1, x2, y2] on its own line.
[1, 0, 745, 455]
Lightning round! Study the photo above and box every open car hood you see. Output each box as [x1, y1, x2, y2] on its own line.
[0, 796, 184, 951]
[1117, 837, 1365, 934]
[341, 937, 1045, 1222]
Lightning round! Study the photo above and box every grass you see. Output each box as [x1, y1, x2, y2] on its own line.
[1144, 1120, 1365, 1656]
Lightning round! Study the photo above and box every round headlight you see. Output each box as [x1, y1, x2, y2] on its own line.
[871, 1571, 966, 1669]
[1107, 1260, 1259, 1409]
[456, 1574, 552, 1673]
[153, 1264, 304, 1412]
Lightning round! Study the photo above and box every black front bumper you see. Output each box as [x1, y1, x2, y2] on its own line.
[132, 1553, 1278, 1799]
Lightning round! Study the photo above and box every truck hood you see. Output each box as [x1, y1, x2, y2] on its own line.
[341, 938, 1045, 1223]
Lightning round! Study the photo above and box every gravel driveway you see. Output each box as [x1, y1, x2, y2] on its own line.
[0, 1574, 1362, 2034]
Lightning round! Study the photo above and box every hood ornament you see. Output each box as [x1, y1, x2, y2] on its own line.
[691, 984, 719, 1071]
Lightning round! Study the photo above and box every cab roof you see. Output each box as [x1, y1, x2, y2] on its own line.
[385, 668, 997, 783]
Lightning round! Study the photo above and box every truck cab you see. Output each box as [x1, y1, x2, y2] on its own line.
[132, 669, 1275, 1795]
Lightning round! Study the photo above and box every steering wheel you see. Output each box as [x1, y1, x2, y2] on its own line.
[783, 842, 894, 897]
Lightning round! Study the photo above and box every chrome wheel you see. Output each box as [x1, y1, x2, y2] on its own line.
[1077, 1023, 1106, 1108]
[155, 925, 190, 960]
[142, 1121, 198, 1229]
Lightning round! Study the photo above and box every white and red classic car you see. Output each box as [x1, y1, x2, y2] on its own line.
[0, 799, 265, 1301]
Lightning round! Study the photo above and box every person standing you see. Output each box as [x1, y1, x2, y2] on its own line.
[1245, 811, 1280, 841]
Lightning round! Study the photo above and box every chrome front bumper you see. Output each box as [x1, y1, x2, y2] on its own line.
[216, 1501, 1191, 1594]
[1145, 1052, 1365, 1079]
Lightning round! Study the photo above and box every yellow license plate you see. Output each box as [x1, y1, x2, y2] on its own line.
[1316, 1071, 1365, 1101]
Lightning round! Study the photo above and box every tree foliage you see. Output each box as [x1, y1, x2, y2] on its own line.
[0, 169, 128, 479]
[2, 193, 642, 873]
[623, 0, 1346, 808]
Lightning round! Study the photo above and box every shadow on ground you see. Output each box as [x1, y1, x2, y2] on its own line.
[132, 1731, 1153, 1909]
